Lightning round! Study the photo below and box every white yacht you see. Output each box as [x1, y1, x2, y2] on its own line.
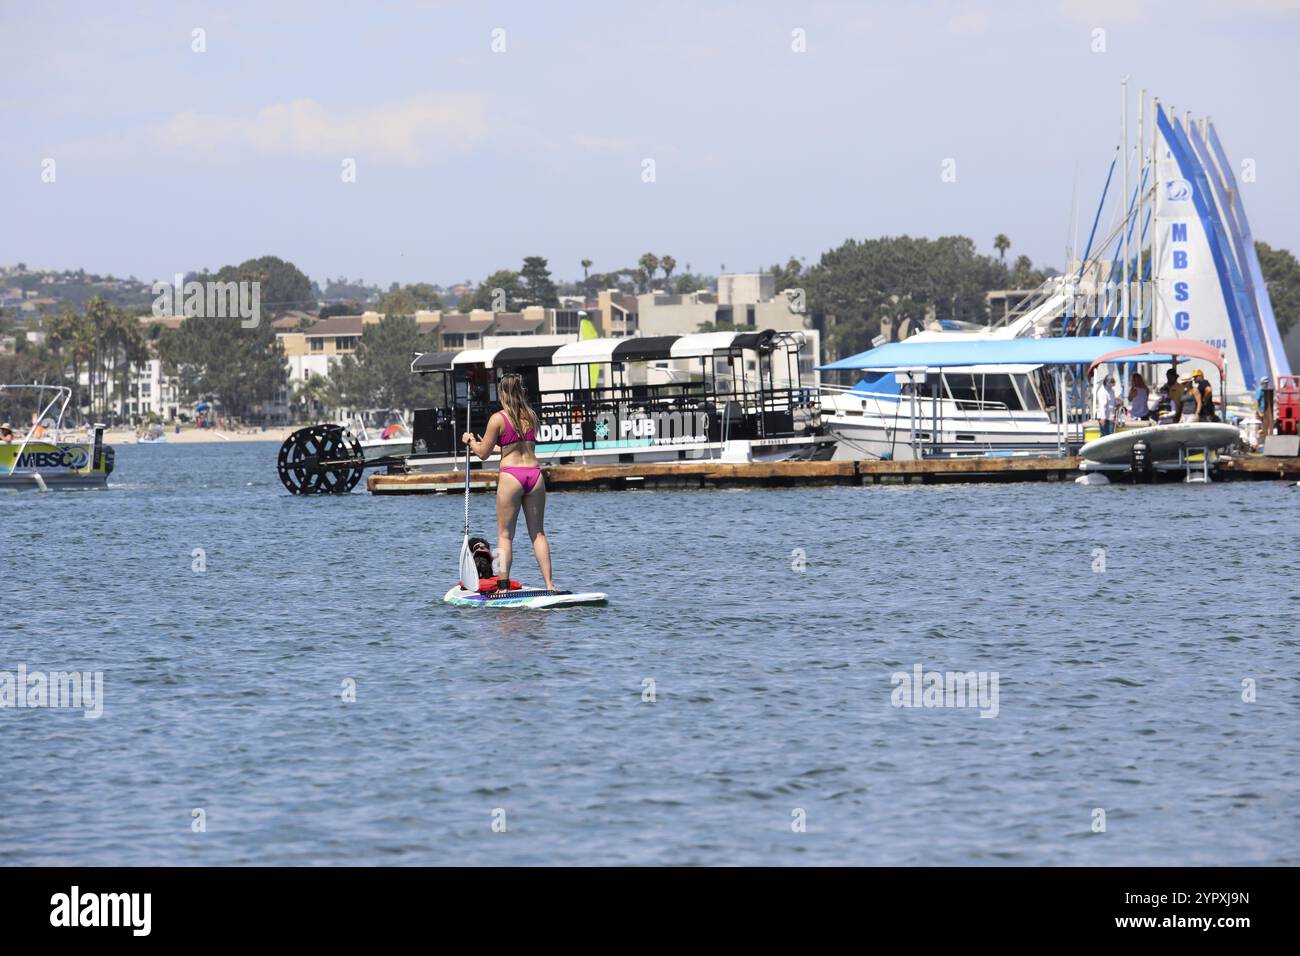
[817, 334, 1135, 460]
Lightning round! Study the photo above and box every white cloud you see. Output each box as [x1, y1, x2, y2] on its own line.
[140, 94, 490, 165]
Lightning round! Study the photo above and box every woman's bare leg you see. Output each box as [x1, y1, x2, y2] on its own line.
[521, 479, 556, 590]
[495, 472, 524, 584]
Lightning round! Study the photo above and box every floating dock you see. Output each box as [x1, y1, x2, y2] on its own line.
[366, 454, 1298, 494]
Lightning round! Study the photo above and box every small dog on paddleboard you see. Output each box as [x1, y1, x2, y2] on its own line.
[465, 536, 521, 593]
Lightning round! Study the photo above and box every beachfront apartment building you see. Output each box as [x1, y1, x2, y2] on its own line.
[74, 272, 816, 423]
[126, 356, 183, 421]
[275, 272, 817, 400]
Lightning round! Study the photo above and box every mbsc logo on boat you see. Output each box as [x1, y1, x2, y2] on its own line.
[13, 445, 89, 470]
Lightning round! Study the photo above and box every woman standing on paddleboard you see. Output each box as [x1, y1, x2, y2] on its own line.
[461, 373, 558, 590]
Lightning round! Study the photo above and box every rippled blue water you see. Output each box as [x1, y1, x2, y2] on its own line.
[2, 442, 1297, 865]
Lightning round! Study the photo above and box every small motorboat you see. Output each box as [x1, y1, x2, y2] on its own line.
[0, 385, 114, 490]
[351, 409, 413, 460]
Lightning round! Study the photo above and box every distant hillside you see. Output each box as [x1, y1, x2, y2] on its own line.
[0, 265, 156, 316]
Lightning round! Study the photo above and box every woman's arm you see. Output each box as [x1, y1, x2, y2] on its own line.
[462, 413, 503, 461]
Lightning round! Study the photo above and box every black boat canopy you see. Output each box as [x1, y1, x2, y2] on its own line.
[411, 329, 782, 374]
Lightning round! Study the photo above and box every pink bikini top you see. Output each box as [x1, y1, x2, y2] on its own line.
[497, 412, 535, 448]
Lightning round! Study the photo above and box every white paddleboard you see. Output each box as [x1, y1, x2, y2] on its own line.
[443, 586, 608, 609]
[1080, 422, 1239, 463]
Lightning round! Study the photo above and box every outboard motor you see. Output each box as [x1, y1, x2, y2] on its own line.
[1130, 439, 1153, 483]
[92, 423, 109, 473]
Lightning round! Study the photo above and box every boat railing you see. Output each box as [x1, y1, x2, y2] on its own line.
[2, 385, 72, 477]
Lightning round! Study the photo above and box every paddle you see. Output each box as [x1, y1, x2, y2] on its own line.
[458, 396, 480, 591]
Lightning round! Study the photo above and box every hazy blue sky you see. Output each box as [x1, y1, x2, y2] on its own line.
[2, 0, 1297, 288]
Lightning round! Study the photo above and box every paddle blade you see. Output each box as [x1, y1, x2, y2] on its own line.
[459, 535, 480, 591]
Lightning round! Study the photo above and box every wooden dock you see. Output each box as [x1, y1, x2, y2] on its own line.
[1215, 455, 1300, 480]
[367, 453, 1300, 494]
[368, 455, 1093, 494]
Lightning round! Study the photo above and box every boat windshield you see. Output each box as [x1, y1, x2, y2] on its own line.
[943, 373, 1026, 411]
[1011, 373, 1042, 412]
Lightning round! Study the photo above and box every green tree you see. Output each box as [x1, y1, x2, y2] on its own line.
[1256, 241, 1300, 336]
[319, 302, 361, 320]
[637, 253, 660, 291]
[519, 256, 559, 308]
[200, 255, 316, 320]
[768, 256, 803, 291]
[294, 372, 332, 420]
[803, 235, 1011, 360]
[105, 306, 147, 421]
[674, 272, 712, 294]
[47, 308, 93, 414]
[458, 270, 525, 312]
[380, 283, 443, 316]
[327, 316, 441, 411]
[160, 313, 287, 419]
[660, 255, 677, 281]
[580, 259, 593, 281]
[994, 234, 1010, 261]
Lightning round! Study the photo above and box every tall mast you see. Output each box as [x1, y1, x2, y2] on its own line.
[1121, 76, 1130, 331]
[1151, 97, 1161, 340]
[1136, 88, 1145, 342]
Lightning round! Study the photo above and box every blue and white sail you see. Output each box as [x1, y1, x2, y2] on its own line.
[1199, 118, 1292, 384]
[1151, 103, 1289, 398]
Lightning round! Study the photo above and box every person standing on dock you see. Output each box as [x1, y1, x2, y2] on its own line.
[1192, 369, 1217, 422]
[1128, 372, 1152, 422]
[461, 373, 558, 592]
[1096, 374, 1122, 435]
[1175, 374, 1202, 423]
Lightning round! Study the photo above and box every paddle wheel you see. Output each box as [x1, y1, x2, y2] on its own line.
[276, 424, 387, 494]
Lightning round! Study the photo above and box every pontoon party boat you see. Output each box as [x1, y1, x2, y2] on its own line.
[0, 385, 113, 490]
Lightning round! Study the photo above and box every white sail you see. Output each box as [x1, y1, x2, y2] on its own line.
[1152, 104, 1267, 399]
[1201, 119, 1292, 382]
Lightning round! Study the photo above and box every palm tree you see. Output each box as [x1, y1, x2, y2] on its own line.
[82, 297, 115, 418]
[580, 259, 592, 281]
[661, 256, 677, 281]
[295, 373, 331, 421]
[993, 234, 1010, 262]
[637, 253, 660, 292]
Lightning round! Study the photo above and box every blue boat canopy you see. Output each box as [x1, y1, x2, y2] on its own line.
[818, 335, 1161, 371]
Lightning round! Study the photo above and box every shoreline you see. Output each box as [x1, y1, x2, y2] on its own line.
[101, 427, 300, 445]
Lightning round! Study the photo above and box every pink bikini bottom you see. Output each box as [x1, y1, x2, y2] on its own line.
[500, 466, 542, 495]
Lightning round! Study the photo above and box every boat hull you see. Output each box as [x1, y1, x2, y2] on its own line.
[360, 437, 412, 460]
[824, 410, 1066, 460]
[0, 440, 112, 490]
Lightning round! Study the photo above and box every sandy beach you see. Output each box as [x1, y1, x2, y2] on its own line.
[101, 426, 301, 445]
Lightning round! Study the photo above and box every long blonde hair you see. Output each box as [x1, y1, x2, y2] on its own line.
[497, 373, 538, 436]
